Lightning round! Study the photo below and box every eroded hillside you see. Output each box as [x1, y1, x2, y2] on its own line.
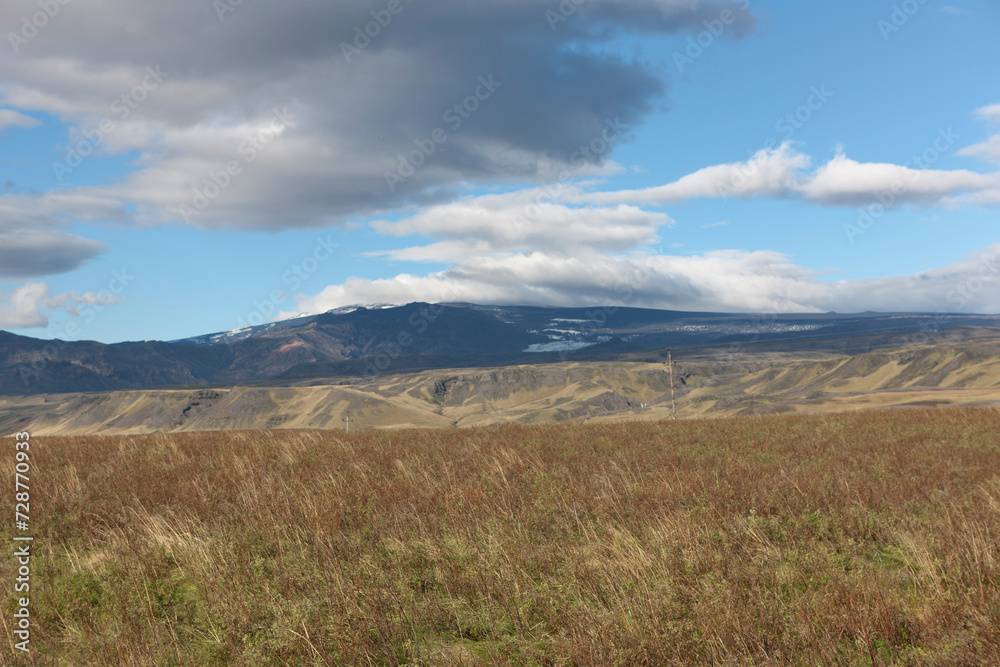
[3, 338, 1000, 435]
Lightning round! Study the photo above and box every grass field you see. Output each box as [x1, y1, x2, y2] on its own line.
[3, 407, 999, 664]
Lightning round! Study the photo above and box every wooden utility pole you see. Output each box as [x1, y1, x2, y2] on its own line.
[343, 413, 350, 433]
[667, 348, 676, 419]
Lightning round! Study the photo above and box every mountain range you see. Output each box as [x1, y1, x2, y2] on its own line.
[3, 302, 1000, 397]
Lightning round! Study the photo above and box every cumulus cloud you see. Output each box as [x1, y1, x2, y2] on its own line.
[0, 283, 50, 328]
[0, 282, 124, 329]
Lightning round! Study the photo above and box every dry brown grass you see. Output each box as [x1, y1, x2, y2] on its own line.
[2, 407, 999, 665]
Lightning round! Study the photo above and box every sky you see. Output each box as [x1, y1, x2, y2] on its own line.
[0, 0, 998, 344]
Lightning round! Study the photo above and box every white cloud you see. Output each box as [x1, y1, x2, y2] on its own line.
[973, 103, 1000, 124]
[958, 107, 1000, 166]
[579, 135, 1000, 209]
[0, 282, 125, 329]
[584, 141, 810, 205]
[957, 135, 1000, 165]
[294, 230, 1000, 318]
[369, 187, 672, 262]
[0, 109, 40, 132]
[14, 83, 985, 322]
[0, 283, 51, 328]
[798, 150, 998, 206]
[298, 244, 1000, 313]
[285, 141, 1000, 318]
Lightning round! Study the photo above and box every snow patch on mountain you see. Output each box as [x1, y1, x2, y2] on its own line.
[524, 339, 610, 353]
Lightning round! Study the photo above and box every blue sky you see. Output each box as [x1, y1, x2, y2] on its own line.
[0, 0, 998, 343]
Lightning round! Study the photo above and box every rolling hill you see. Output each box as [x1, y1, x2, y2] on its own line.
[5, 337, 1000, 435]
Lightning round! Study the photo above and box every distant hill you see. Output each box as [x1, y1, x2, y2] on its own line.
[4, 337, 1000, 436]
[2, 302, 1000, 396]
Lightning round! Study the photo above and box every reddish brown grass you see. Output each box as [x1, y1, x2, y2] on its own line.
[2, 407, 999, 665]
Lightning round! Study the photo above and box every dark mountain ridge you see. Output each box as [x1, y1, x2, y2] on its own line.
[2, 302, 999, 396]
